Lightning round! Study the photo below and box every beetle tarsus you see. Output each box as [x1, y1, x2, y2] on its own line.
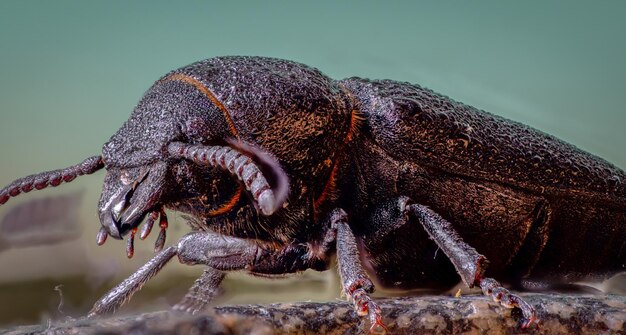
[367, 303, 388, 335]
[479, 277, 538, 328]
[350, 287, 386, 334]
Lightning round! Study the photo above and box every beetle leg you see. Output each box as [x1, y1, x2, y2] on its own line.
[175, 230, 333, 313]
[406, 203, 487, 286]
[88, 231, 256, 318]
[175, 233, 251, 313]
[479, 278, 537, 328]
[172, 268, 225, 314]
[88, 245, 178, 317]
[178, 211, 385, 331]
[177, 229, 334, 275]
[406, 203, 538, 328]
[175, 231, 258, 269]
[331, 209, 388, 334]
[90, 227, 335, 318]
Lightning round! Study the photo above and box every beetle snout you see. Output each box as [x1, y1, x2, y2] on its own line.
[99, 208, 124, 239]
[98, 170, 152, 239]
[99, 182, 135, 239]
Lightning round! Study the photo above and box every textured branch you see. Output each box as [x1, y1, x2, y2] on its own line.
[3, 294, 625, 334]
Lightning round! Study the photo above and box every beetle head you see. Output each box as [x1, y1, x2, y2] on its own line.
[96, 73, 214, 239]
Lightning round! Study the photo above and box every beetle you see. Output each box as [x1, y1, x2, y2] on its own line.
[1, 56, 625, 332]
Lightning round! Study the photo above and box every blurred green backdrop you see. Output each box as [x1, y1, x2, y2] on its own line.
[0, 0, 625, 327]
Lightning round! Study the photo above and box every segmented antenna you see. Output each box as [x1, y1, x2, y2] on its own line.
[167, 142, 288, 216]
[0, 156, 104, 206]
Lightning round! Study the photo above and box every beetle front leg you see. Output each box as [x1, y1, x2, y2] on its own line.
[175, 230, 335, 313]
[331, 209, 388, 334]
[89, 246, 179, 317]
[88, 232, 258, 317]
[406, 203, 537, 327]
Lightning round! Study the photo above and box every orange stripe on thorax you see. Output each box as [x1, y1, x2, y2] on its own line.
[314, 163, 339, 210]
[165, 73, 240, 139]
[164, 73, 242, 216]
[314, 109, 363, 209]
[207, 186, 243, 217]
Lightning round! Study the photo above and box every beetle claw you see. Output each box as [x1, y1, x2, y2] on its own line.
[350, 288, 387, 334]
[479, 278, 538, 328]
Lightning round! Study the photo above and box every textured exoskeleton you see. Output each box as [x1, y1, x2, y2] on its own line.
[2, 56, 626, 332]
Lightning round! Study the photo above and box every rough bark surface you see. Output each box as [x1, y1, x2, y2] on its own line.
[2, 294, 625, 335]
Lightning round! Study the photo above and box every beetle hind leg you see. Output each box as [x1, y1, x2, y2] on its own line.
[406, 203, 538, 328]
[479, 277, 537, 328]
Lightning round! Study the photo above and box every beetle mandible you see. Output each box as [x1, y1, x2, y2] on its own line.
[2, 56, 626, 332]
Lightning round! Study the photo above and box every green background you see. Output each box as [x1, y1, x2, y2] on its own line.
[0, 1, 625, 326]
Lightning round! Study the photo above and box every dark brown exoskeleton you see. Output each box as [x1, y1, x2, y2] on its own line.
[2, 56, 626, 332]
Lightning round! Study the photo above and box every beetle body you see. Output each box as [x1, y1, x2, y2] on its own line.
[338, 78, 626, 288]
[1, 56, 624, 331]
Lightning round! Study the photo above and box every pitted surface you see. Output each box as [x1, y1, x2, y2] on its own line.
[170, 56, 353, 182]
[341, 78, 626, 203]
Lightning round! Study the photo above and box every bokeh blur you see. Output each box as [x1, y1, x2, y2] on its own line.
[1, 1, 625, 327]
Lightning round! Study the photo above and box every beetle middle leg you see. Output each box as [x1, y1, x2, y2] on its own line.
[173, 268, 225, 314]
[406, 203, 538, 327]
[331, 209, 388, 334]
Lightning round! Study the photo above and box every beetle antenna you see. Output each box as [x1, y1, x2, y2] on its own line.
[167, 142, 288, 216]
[0, 156, 104, 206]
